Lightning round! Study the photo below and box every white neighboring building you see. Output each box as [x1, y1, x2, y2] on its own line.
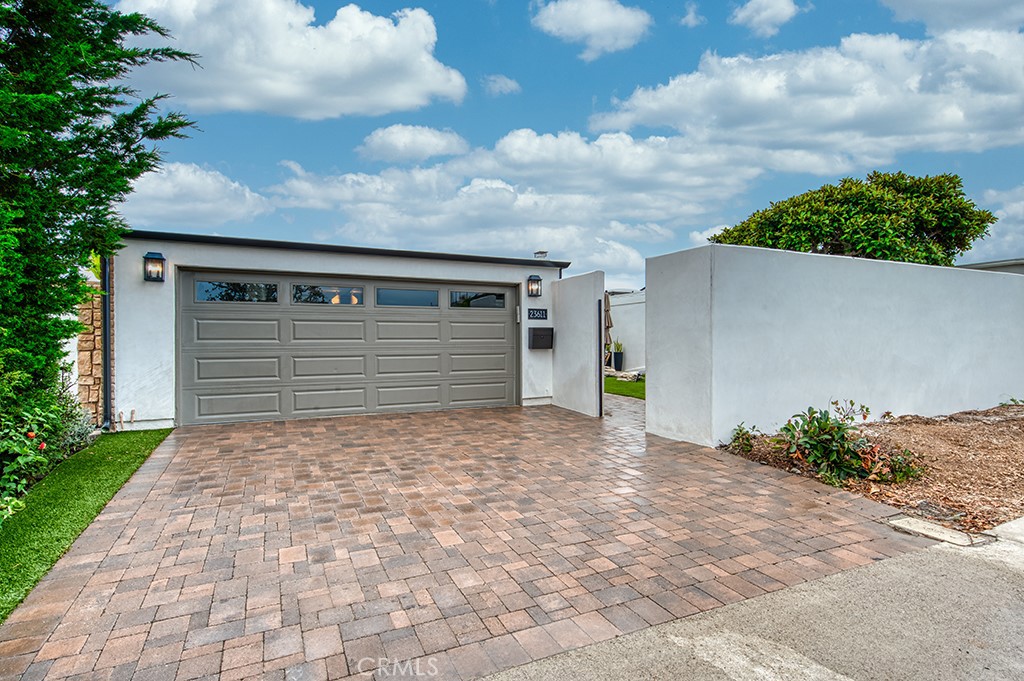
[960, 258, 1024, 275]
[607, 290, 645, 371]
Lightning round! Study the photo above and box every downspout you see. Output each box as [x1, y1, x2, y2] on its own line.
[100, 255, 112, 431]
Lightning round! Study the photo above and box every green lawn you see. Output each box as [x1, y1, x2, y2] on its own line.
[604, 376, 646, 400]
[0, 428, 171, 624]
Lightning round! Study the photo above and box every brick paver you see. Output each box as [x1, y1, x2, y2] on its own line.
[0, 395, 932, 680]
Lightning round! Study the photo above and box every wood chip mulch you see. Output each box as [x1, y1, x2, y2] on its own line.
[728, 404, 1024, 533]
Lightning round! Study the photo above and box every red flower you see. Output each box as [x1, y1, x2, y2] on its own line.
[38, 442, 46, 451]
[27, 431, 35, 438]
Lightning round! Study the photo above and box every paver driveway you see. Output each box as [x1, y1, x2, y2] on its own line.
[0, 396, 931, 680]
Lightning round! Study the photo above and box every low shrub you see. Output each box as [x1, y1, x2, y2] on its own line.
[773, 400, 921, 484]
[728, 422, 760, 454]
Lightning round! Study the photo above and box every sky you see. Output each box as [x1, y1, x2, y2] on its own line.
[113, 0, 1024, 290]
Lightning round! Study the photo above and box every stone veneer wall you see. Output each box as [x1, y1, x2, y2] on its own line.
[76, 283, 104, 425]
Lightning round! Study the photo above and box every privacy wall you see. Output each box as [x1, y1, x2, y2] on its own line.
[552, 271, 605, 417]
[647, 244, 1024, 446]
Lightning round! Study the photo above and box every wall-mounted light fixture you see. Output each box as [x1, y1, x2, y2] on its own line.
[143, 252, 166, 282]
[527, 275, 542, 297]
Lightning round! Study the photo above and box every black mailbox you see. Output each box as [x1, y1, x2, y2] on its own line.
[529, 327, 554, 350]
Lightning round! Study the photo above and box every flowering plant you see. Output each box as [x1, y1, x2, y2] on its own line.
[0, 408, 58, 526]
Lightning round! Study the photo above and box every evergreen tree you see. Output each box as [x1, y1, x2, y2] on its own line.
[0, 0, 195, 409]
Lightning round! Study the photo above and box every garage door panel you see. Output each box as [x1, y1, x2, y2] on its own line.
[178, 271, 517, 424]
[449, 321, 509, 341]
[195, 318, 280, 342]
[449, 382, 509, 404]
[292, 356, 366, 379]
[377, 384, 442, 408]
[195, 357, 281, 382]
[195, 392, 281, 419]
[293, 387, 366, 413]
[450, 353, 507, 374]
[292, 319, 365, 341]
[376, 354, 442, 377]
[376, 320, 441, 341]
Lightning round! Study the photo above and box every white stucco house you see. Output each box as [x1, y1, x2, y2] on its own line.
[94, 230, 604, 431]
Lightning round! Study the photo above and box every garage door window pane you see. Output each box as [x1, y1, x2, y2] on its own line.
[196, 281, 278, 303]
[376, 288, 438, 307]
[450, 291, 506, 308]
[293, 285, 363, 305]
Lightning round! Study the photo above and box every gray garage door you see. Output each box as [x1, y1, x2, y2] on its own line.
[177, 270, 518, 425]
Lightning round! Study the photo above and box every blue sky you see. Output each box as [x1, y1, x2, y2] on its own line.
[115, 0, 1024, 289]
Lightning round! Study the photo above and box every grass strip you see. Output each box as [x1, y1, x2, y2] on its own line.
[0, 428, 171, 624]
[605, 376, 646, 400]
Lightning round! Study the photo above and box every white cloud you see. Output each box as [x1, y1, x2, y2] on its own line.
[120, 163, 272, 228]
[688, 224, 727, 246]
[680, 2, 706, 28]
[962, 185, 1024, 263]
[116, 0, 465, 119]
[881, 0, 1024, 32]
[268, 129, 793, 285]
[358, 125, 469, 162]
[482, 74, 523, 96]
[601, 221, 673, 242]
[531, 0, 653, 61]
[729, 0, 802, 38]
[592, 30, 1024, 164]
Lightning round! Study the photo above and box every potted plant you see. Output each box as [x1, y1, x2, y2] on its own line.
[612, 339, 624, 371]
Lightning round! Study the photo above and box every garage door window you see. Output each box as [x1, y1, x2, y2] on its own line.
[293, 284, 363, 305]
[196, 281, 278, 303]
[450, 291, 505, 308]
[376, 288, 439, 307]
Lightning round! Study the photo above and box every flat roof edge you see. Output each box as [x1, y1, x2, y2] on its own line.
[123, 230, 571, 269]
[958, 258, 1024, 269]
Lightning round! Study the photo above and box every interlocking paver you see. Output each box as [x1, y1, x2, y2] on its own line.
[0, 396, 933, 680]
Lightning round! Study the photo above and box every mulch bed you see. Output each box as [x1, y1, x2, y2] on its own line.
[728, 404, 1024, 533]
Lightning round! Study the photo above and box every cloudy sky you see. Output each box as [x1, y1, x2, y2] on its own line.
[115, 0, 1024, 289]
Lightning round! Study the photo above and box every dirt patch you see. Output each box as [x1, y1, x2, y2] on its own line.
[732, 404, 1024, 533]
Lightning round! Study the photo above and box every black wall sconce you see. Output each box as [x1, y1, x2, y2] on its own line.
[527, 275, 542, 297]
[143, 252, 166, 282]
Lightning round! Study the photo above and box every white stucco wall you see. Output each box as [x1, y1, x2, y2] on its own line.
[113, 237, 564, 429]
[648, 244, 1024, 446]
[646, 248, 713, 444]
[552, 271, 605, 417]
[607, 291, 645, 370]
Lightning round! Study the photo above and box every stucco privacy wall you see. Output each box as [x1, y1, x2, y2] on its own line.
[608, 291, 645, 370]
[552, 271, 605, 417]
[646, 248, 713, 444]
[647, 244, 1024, 447]
[114, 236, 565, 429]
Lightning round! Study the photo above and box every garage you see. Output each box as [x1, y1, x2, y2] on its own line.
[177, 269, 518, 425]
[107, 231, 608, 431]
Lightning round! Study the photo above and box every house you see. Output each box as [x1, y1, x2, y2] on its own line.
[960, 258, 1024, 275]
[80, 230, 605, 430]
